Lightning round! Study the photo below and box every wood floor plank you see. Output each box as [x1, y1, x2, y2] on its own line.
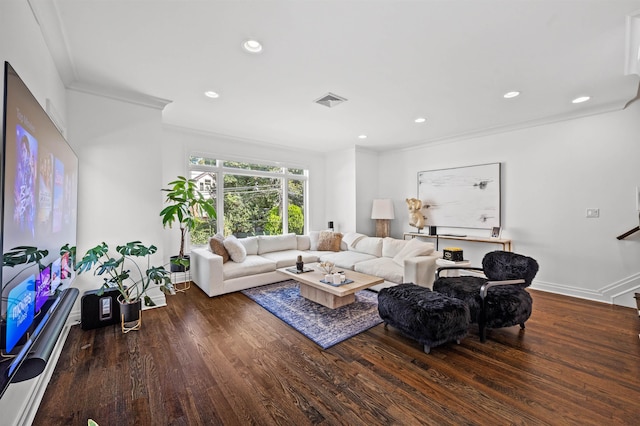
[33, 287, 640, 425]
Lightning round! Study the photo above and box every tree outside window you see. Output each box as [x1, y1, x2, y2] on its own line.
[188, 157, 307, 243]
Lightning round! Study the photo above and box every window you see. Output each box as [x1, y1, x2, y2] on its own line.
[189, 170, 217, 245]
[188, 156, 308, 244]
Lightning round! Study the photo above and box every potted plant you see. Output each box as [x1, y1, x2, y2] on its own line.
[74, 241, 172, 332]
[160, 176, 217, 272]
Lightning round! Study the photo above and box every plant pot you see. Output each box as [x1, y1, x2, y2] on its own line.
[170, 255, 190, 272]
[118, 296, 142, 333]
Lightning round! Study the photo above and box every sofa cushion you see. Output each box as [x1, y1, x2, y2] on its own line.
[224, 235, 247, 262]
[382, 237, 408, 258]
[351, 237, 383, 257]
[296, 235, 311, 251]
[209, 234, 230, 263]
[318, 251, 377, 270]
[258, 233, 297, 254]
[317, 231, 343, 251]
[392, 239, 435, 266]
[354, 257, 403, 284]
[309, 231, 320, 250]
[342, 232, 367, 249]
[223, 255, 276, 279]
[239, 236, 259, 255]
[260, 250, 319, 268]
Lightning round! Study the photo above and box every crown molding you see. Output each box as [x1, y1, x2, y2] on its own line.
[68, 81, 172, 110]
[625, 10, 640, 77]
[395, 98, 632, 153]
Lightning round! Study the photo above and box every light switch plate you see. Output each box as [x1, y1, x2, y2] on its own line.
[586, 208, 600, 218]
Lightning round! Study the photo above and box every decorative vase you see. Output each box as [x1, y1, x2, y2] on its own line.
[118, 296, 142, 333]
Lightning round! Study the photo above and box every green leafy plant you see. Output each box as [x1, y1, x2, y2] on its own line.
[2, 246, 50, 290]
[160, 176, 217, 265]
[74, 241, 171, 306]
[2, 246, 49, 269]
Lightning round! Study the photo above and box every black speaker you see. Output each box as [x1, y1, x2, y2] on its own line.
[429, 226, 437, 236]
[81, 288, 121, 330]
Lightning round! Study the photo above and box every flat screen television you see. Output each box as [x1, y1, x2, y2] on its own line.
[0, 62, 78, 397]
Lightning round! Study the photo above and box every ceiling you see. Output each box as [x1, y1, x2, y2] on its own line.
[29, 0, 640, 153]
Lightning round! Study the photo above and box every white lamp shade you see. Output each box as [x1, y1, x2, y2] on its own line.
[371, 199, 395, 219]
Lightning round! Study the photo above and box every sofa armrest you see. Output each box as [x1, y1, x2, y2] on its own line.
[191, 248, 224, 297]
[404, 252, 442, 289]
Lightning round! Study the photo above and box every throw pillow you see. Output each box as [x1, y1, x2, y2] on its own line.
[392, 239, 435, 266]
[223, 235, 247, 263]
[317, 231, 343, 252]
[342, 232, 367, 249]
[209, 234, 230, 263]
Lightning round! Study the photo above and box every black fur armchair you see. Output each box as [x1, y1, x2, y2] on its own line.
[433, 251, 539, 342]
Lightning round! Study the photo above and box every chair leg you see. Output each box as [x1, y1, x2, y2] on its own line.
[423, 344, 431, 354]
[479, 323, 487, 343]
[520, 322, 526, 329]
[479, 298, 487, 343]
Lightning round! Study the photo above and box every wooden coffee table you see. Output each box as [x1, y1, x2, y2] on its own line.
[277, 263, 384, 309]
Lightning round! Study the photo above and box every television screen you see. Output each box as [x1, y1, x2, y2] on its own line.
[1, 62, 78, 397]
[35, 264, 51, 313]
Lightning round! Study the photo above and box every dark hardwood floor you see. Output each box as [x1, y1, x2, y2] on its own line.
[34, 285, 640, 425]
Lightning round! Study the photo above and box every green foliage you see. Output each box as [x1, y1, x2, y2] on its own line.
[74, 241, 171, 306]
[191, 217, 217, 245]
[288, 204, 304, 234]
[161, 176, 217, 259]
[2, 246, 49, 268]
[263, 204, 304, 235]
[183, 162, 305, 239]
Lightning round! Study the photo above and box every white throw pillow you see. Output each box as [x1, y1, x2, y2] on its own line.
[309, 231, 320, 250]
[224, 235, 247, 263]
[392, 239, 434, 266]
[342, 232, 367, 249]
[239, 236, 258, 255]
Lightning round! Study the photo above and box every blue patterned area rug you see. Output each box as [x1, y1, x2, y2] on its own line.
[241, 280, 383, 349]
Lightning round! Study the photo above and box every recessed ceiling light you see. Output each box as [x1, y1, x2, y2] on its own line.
[503, 91, 520, 99]
[243, 39, 263, 53]
[572, 96, 591, 104]
[358, 135, 367, 139]
[204, 91, 219, 98]
[414, 117, 427, 123]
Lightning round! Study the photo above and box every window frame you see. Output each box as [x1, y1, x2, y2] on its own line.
[187, 155, 309, 240]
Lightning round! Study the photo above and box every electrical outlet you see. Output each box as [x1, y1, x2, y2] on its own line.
[586, 208, 600, 218]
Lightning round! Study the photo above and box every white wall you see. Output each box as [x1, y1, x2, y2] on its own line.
[355, 147, 380, 236]
[0, 1, 67, 139]
[324, 147, 356, 233]
[67, 90, 169, 306]
[379, 101, 640, 308]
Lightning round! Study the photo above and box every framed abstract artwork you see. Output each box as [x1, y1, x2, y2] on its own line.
[417, 163, 501, 229]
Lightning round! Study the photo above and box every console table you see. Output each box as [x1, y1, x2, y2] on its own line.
[403, 232, 513, 252]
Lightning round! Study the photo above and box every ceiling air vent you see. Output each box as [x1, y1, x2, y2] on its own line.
[314, 92, 348, 108]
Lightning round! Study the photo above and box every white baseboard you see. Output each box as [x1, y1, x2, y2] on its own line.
[531, 272, 640, 309]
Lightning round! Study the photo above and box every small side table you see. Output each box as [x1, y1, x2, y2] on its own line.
[436, 259, 472, 277]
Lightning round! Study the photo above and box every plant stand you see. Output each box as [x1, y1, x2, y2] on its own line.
[171, 269, 191, 293]
[118, 298, 142, 333]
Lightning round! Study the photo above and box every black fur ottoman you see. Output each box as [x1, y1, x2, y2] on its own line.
[378, 284, 470, 353]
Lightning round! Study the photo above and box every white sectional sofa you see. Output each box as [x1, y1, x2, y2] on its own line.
[190, 231, 441, 297]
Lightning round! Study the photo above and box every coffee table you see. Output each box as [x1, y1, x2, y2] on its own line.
[277, 263, 384, 309]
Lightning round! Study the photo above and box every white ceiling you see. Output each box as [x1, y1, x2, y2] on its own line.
[30, 0, 640, 153]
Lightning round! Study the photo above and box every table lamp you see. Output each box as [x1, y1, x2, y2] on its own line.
[371, 199, 394, 238]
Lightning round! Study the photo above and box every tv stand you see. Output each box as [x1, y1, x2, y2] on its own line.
[403, 232, 513, 252]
